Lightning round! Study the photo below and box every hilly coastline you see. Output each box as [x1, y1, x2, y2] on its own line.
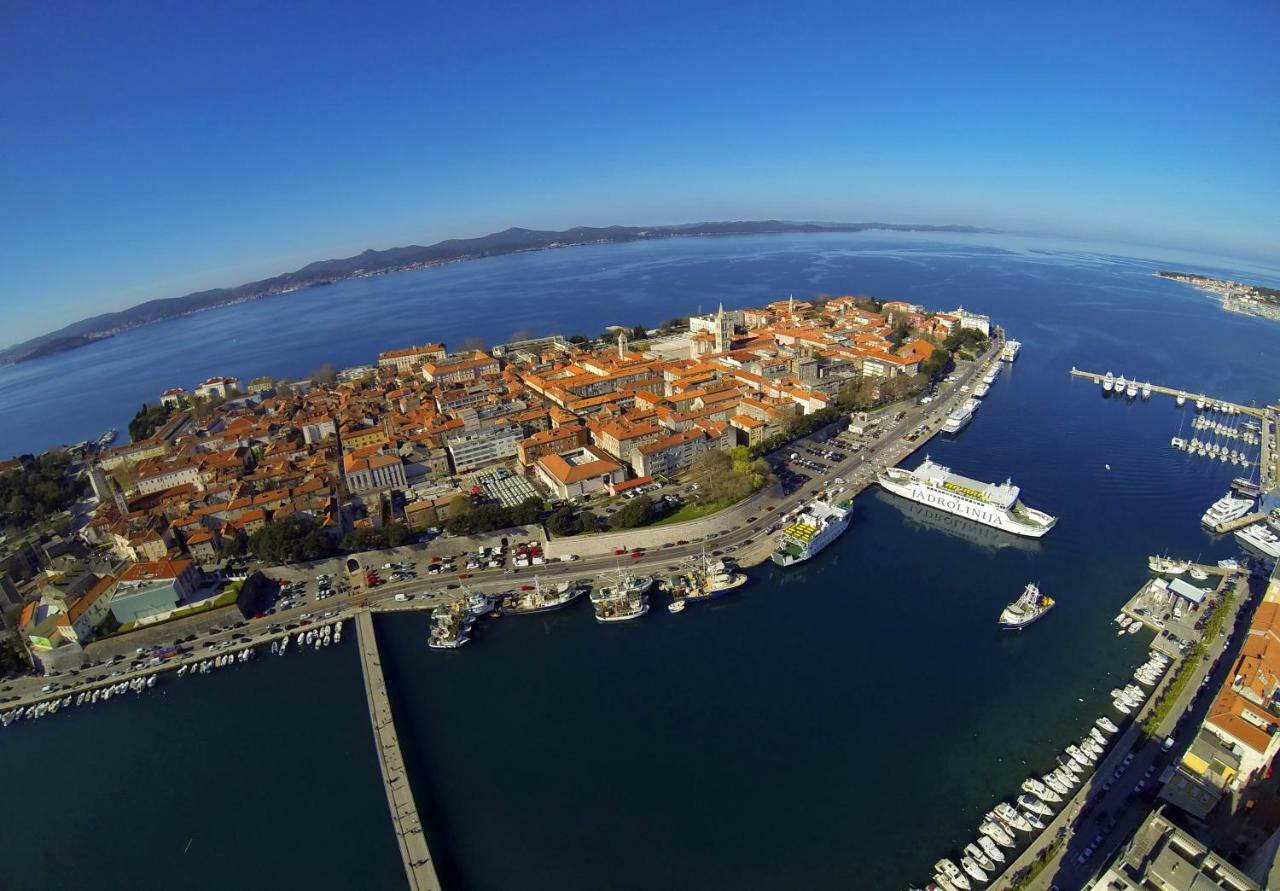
[1, 219, 988, 364]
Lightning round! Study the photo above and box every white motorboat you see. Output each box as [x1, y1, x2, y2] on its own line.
[1096, 716, 1118, 734]
[980, 820, 1015, 848]
[1090, 727, 1108, 745]
[1066, 745, 1092, 768]
[1022, 778, 1061, 803]
[1018, 794, 1053, 817]
[978, 835, 1006, 864]
[1102, 371, 1115, 392]
[965, 842, 995, 872]
[994, 802, 1033, 833]
[935, 859, 971, 891]
[960, 856, 988, 884]
[1044, 773, 1070, 796]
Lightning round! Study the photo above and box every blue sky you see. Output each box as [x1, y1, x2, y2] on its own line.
[2, 1, 1277, 346]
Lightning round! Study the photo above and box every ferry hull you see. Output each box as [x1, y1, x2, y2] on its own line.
[878, 475, 1054, 538]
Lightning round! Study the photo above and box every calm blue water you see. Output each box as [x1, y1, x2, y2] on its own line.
[1, 232, 1278, 890]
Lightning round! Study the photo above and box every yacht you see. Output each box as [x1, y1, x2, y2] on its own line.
[1001, 340, 1021, 362]
[973, 382, 990, 398]
[942, 403, 975, 434]
[994, 802, 1033, 833]
[1096, 716, 1119, 734]
[1142, 381, 1152, 399]
[965, 841, 996, 871]
[1236, 522, 1280, 560]
[1115, 375, 1127, 395]
[1201, 492, 1255, 530]
[1052, 766, 1078, 788]
[1018, 794, 1053, 817]
[1022, 777, 1062, 803]
[1102, 371, 1115, 392]
[1125, 379, 1138, 399]
[878, 458, 1057, 538]
[935, 859, 970, 891]
[1043, 773, 1070, 797]
[959, 856, 988, 885]
[1195, 396, 1206, 411]
[980, 820, 1015, 848]
[1066, 745, 1092, 768]
[1176, 391, 1186, 406]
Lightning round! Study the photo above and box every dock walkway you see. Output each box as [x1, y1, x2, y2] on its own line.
[355, 610, 442, 891]
[1067, 368, 1266, 418]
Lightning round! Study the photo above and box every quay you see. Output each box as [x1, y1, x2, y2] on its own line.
[354, 610, 442, 891]
[990, 571, 1251, 891]
[1209, 511, 1267, 536]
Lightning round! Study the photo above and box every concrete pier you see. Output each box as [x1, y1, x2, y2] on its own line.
[354, 610, 442, 891]
[1067, 368, 1267, 419]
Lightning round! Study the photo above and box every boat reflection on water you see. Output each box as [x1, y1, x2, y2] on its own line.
[875, 490, 1045, 555]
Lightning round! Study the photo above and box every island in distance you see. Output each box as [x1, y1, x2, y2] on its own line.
[0, 219, 989, 366]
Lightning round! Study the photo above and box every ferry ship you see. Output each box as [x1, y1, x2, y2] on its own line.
[877, 458, 1057, 538]
[771, 494, 855, 566]
[1001, 340, 1020, 362]
[998, 582, 1054, 630]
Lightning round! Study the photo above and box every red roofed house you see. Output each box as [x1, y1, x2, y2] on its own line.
[534, 446, 626, 500]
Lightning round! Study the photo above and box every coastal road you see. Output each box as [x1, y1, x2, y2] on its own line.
[3, 345, 1000, 709]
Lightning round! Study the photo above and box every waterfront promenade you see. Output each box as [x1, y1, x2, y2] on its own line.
[989, 572, 1254, 891]
[354, 610, 442, 891]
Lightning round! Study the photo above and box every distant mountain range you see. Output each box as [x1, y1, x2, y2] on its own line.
[1, 219, 989, 364]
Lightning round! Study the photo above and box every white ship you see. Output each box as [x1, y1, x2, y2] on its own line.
[1102, 371, 1115, 392]
[1236, 522, 1280, 560]
[999, 582, 1054, 630]
[973, 382, 990, 398]
[1001, 340, 1021, 362]
[1201, 492, 1254, 530]
[771, 494, 855, 566]
[877, 458, 1057, 538]
[943, 403, 975, 434]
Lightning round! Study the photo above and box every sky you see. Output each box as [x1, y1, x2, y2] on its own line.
[2, 0, 1278, 346]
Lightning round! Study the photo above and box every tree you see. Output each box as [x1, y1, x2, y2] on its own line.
[578, 509, 600, 533]
[546, 506, 579, 537]
[458, 336, 486, 353]
[385, 522, 411, 547]
[508, 327, 534, 343]
[250, 516, 333, 564]
[610, 495, 654, 529]
[509, 496, 543, 526]
[837, 377, 879, 411]
[312, 362, 338, 385]
[128, 402, 172, 442]
[568, 334, 589, 344]
[447, 494, 472, 519]
[630, 324, 648, 339]
[888, 319, 912, 347]
[921, 347, 951, 380]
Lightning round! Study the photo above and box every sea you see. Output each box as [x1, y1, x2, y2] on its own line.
[1, 231, 1278, 890]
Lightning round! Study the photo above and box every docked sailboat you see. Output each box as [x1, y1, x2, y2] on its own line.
[878, 458, 1057, 538]
[998, 582, 1054, 630]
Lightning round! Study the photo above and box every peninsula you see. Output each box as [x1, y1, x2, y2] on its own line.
[0, 220, 987, 365]
[1156, 270, 1280, 323]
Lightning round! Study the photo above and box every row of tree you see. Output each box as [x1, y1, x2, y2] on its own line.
[443, 495, 543, 537]
[0, 451, 85, 529]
